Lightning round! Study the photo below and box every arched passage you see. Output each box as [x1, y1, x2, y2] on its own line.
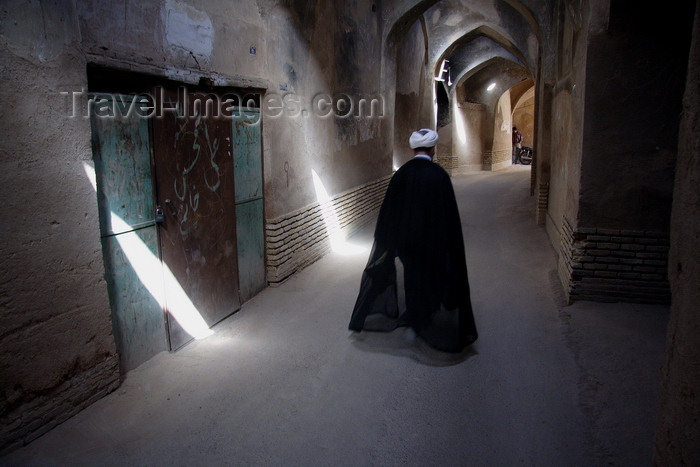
[385, 0, 541, 182]
[440, 56, 533, 173]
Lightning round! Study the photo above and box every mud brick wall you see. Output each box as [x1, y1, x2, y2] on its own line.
[482, 151, 493, 170]
[435, 154, 458, 174]
[1, 356, 119, 454]
[536, 182, 548, 225]
[559, 217, 671, 304]
[265, 176, 390, 285]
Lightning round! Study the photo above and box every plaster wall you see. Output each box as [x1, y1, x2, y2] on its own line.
[329, 1, 390, 192]
[452, 102, 486, 174]
[512, 89, 534, 147]
[436, 123, 453, 170]
[394, 17, 430, 166]
[78, 0, 265, 81]
[0, 2, 119, 452]
[544, 0, 587, 252]
[260, 1, 390, 219]
[579, 2, 692, 232]
[261, 2, 337, 220]
[490, 90, 513, 170]
[547, 86, 581, 247]
[654, 4, 700, 462]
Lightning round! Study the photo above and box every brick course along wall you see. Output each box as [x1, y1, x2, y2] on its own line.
[435, 153, 458, 174]
[482, 151, 493, 170]
[559, 216, 671, 304]
[536, 182, 549, 225]
[1, 355, 120, 454]
[265, 176, 391, 285]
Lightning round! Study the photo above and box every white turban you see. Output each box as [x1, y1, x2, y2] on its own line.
[409, 129, 439, 149]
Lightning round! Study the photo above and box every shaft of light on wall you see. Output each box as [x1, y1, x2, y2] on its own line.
[454, 101, 467, 145]
[311, 169, 367, 256]
[82, 162, 214, 340]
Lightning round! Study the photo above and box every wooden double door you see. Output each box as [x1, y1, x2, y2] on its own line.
[91, 86, 264, 368]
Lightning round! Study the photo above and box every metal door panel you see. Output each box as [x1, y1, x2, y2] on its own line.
[90, 95, 167, 370]
[100, 229, 166, 370]
[234, 199, 265, 301]
[152, 89, 241, 350]
[233, 109, 266, 302]
[92, 100, 155, 235]
[233, 110, 262, 202]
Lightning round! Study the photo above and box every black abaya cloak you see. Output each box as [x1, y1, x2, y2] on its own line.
[348, 157, 478, 353]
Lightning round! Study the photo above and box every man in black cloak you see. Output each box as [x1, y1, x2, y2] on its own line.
[349, 129, 478, 353]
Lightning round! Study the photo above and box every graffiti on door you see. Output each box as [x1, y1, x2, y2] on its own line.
[152, 89, 241, 350]
[170, 116, 225, 238]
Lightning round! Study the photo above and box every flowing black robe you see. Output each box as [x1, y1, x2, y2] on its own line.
[349, 157, 478, 353]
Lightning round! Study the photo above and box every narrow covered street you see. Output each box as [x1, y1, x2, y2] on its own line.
[2, 166, 669, 466]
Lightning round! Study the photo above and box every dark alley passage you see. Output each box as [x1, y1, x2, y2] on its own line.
[1, 167, 669, 466]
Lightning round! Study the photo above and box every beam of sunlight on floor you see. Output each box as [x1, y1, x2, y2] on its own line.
[311, 169, 367, 256]
[83, 162, 213, 340]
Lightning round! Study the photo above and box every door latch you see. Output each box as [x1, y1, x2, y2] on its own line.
[155, 205, 165, 223]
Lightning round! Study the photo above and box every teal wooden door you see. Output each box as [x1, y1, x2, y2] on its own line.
[233, 109, 266, 302]
[90, 94, 167, 372]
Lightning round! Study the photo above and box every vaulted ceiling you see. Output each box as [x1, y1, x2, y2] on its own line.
[387, 0, 542, 106]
